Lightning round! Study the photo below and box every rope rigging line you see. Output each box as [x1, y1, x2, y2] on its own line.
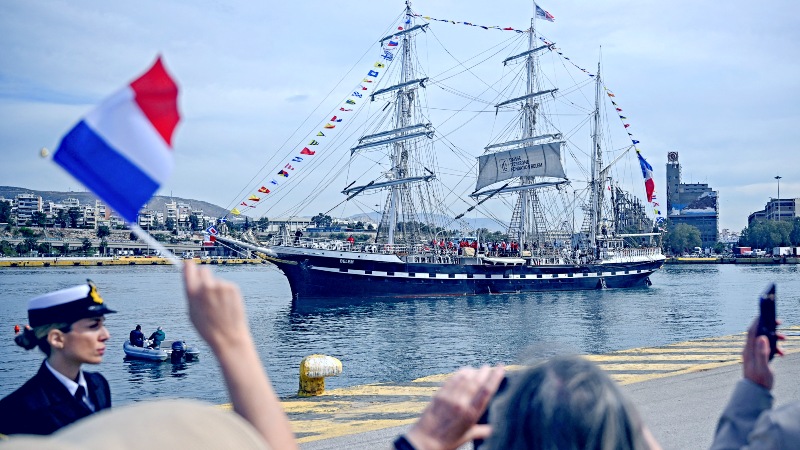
[222, 10, 408, 218]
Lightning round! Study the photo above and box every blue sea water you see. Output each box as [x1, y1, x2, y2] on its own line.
[1, 263, 798, 405]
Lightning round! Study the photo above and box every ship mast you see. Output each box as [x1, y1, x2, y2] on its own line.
[347, 1, 433, 246]
[589, 61, 602, 248]
[387, 2, 413, 245]
[517, 14, 537, 249]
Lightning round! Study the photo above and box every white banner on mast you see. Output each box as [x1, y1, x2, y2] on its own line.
[476, 141, 566, 191]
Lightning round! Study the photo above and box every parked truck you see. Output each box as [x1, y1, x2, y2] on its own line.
[733, 246, 752, 256]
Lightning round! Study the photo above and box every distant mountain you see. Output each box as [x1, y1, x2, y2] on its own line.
[346, 212, 507, 233]
[0, 186, 231, 218]
[1, 186, 505, 230]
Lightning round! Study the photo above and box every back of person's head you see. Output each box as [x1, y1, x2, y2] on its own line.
[135, 324, 141, 330]
[486, 355, 650, 450]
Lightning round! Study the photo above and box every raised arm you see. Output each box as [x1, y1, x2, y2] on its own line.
[183, 261, 298, 450]
[710, 319, 781, 450]
[400, 365, 504, 450]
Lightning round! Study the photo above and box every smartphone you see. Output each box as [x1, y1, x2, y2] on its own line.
[756, 283, 778, 360]
[473, 375, 509, 449]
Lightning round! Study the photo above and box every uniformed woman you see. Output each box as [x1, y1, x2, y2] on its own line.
[0, 281, 115, 435]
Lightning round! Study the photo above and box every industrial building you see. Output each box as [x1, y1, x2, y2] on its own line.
[666, 152, 719, 249]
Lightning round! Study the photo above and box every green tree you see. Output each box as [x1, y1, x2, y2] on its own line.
[256, 217, 270, 232]
[67, 207, 81, 228]
[55, 209, 68, 228]
[189, 214, 200, 231]
[97, 225, 111, 239]
[791, 218, 800, 246]
[19, 227, 38, 238]
[165, 217, 175, 232]
[16, 241, 30, 255]
[0, 200, 11, 223]
[37, 242, 52, 256]
[81, 238, 93, 255]
[129, 232, 138, 241]
[311, 213, 332, 228]
[15, 236, 38, 255]
[33, 211, 47, 227]
[712, 242, 726, 254]
[0, 240, 15, 256]
[99, 239, 108, 256]
[740, 219, 793, 249]
[665, 223, 702, 255]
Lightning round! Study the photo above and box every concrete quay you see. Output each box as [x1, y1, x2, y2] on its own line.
[0, 256, 266, 267]
[666, 256, 800, 264]
[278, 326, 800, 450]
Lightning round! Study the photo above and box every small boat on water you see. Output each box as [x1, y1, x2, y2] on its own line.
[123, 340, 167, 361]
[123, 340, 200, 362]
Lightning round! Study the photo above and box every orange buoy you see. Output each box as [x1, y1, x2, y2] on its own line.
[14, 324, 21, 334]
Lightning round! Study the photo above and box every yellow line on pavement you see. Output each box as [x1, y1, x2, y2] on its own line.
[272, 325, 800, 443]
[314, 384, 439, 397]
[613, 347, 741, 354]
[585, 354, 738, 362]
[292, 418, 417, 442]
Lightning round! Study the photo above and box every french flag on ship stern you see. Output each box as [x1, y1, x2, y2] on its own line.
[53, 57, 180, 224]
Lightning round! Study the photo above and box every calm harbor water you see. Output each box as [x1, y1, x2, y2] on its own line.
[1, 263, 799, 405]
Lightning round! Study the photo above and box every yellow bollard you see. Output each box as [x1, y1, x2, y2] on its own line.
[298, 354, 342, 397]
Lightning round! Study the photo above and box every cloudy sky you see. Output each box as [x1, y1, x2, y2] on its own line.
[1, 0, 798, 232]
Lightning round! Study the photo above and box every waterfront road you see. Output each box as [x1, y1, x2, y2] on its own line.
[273, 326, 800, 450]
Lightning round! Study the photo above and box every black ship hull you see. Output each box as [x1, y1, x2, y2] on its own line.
[266, 248, 665, 299]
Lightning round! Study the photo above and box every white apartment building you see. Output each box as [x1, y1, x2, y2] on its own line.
[15, 193, 42, 223]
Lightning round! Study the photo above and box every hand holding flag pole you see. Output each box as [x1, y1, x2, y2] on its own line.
[53, 57, 184, 267]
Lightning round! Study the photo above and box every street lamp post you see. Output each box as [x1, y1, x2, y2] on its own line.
[775, 175, 782, 221]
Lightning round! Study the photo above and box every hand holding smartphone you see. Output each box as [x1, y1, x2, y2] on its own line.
[756, 283, 778, 361]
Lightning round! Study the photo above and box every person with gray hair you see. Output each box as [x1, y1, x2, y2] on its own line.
[395, 356, 661, 450]
[147, 326, 165, 349]
[483, 356, 660, 450]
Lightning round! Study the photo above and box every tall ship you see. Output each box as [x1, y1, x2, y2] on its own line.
[221, 2, 665, 299]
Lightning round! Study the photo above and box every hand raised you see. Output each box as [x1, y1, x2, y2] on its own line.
[406, 365, 505, 450]
[183, 261, 250, 351]
[742, 319, 782, 390]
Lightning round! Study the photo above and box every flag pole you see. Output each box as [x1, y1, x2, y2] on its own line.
[128, 223, 184, 268]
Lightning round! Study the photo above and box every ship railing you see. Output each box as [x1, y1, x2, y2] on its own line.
[600, 246, 664, 261]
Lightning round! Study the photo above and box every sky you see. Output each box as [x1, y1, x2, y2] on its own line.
[1, 0, 798, 232]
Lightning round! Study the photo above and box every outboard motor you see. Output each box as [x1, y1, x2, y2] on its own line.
[171, 340, 186, 363]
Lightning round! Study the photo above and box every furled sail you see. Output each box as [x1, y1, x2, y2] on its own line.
[475, 141, 566, 191]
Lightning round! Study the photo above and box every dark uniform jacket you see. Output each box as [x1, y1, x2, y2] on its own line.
[130, 328, 145, 347]
[0, 361, 111, 435]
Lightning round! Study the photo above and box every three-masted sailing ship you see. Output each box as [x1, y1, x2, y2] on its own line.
[221, 3, 665, 299]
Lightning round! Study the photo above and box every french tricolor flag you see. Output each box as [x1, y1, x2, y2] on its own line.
[53, 57, 180, 224]
[637, 151, 655, 203]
